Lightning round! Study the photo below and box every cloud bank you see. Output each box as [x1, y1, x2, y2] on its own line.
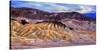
[11, 1, 96, 13]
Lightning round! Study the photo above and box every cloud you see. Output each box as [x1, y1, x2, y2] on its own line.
[11, 1, 96, 13]
[76, 5, 96, 13]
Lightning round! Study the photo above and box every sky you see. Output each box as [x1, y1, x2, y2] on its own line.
[10, 1, 96, 18]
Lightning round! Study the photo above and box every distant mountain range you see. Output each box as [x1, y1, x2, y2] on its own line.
[10, 7, 96, 22]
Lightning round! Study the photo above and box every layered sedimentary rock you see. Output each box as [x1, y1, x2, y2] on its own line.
[10, 7, 96, 49]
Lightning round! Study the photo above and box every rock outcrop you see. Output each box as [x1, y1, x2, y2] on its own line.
[10, 7, 96, 49]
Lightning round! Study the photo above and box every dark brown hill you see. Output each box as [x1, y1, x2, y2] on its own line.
[10, 7, 95, 22]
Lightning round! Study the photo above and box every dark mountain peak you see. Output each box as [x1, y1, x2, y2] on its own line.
[68, 11, 80, 14]
[10, 7, 95, 22]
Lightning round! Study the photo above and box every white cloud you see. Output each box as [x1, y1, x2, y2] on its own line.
[11, 1, 96, 13]
[76, 5, 95, 13]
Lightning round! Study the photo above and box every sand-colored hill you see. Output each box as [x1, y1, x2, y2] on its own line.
[10, 7, 96, 49]
[11, 19, 96, 47]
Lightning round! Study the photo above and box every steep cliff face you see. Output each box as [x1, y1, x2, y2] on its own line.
[10, 7, 96, 49]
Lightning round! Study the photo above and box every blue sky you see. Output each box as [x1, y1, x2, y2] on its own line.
[10, 1, 96, 18]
